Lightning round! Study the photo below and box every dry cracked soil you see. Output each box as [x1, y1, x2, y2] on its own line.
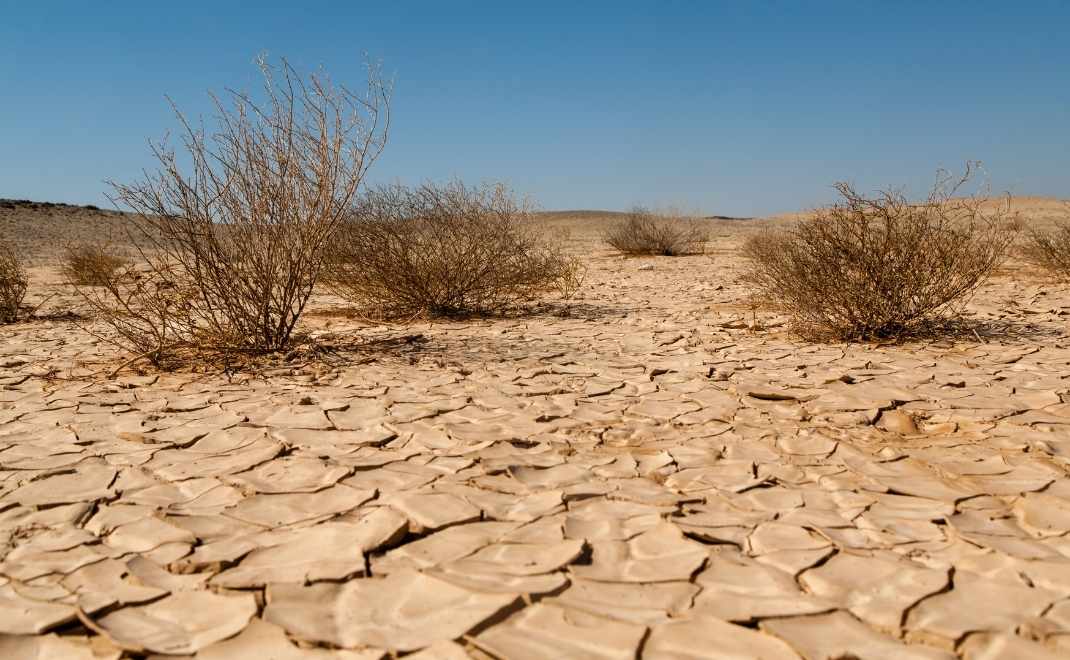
[2, 199, 1070, 658]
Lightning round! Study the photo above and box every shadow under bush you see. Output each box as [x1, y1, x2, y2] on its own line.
[323, 181, 585, 318]
[603, 207, 709, 256]
[743, 166, 1018, 341]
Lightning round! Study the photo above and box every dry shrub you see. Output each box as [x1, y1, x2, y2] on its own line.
[79, 56, 390, 366]
[0, 241, 28, 323]
[76, 262, 197, 361]
[323, 181, 584, 317]
[1023, 215, 1070, 279]
[743, 166, 1017, 340]
[61, 243, 130, 286]
[603, 207, 709, 255]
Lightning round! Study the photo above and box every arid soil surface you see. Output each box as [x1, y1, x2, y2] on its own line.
[3, 199, 1070, 658]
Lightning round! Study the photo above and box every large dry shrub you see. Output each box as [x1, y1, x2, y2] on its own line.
[603, 207, 708, 256]
[743, 167, 1017, 340]
[1023, 215, 1070, 279]
[80, 57, 390, 364]
[0, 241, 28, 323]
[323, 181, 584, 317]
[61, 243, 130, 286]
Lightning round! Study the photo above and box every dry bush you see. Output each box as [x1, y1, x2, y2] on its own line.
[61, 243, 130, 286]
[1023, 215, 1070, 279]
[76, 262, 198, 362]
[323, 181, 584, 317]
[79, 56, 390, 365]
[0, 241, 28, 323]
[743, 166, 1017, 340]
[603, 207, 709, 256]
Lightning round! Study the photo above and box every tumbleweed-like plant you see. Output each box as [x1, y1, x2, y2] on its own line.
[1023, 212, 1070, 280]
[603, 207, 709, 256]
[323, 181, 584, 318]
[743, 165, 1017, 340]
[61, 243, 131, 286]
[79, 56, 390, 365]
[0, 241, 28, 323]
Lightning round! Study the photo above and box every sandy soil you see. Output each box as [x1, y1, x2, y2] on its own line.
[2, 199, 1070, 658]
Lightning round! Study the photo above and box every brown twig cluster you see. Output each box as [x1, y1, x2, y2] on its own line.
[61, 243, 131, 286]
[0, 241, 28, 323]
[74, 56, 390, 365]
[743, 165, 1018, 340]
[1023, 211, 1070, 279]
[603, 207, 709, 256]
[322, 181, 584, 318]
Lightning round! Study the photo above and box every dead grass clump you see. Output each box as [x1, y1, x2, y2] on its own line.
[61, 243, 130, 286]
[0, 241, 28, 323]
[323, 181, 584, 317]
[80, 56, 389, 367]
[743, 166, 1017, 341]
[603, 207, 709, 256]
[1023, 216, 1070, 279]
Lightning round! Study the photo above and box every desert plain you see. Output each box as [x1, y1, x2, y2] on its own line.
[3, 197, 1070, 659]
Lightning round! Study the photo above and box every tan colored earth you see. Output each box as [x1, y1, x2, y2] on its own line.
[2, 197, 1070, 658]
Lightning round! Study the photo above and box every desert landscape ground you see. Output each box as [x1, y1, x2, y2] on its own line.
[1, 195, 1070, 659]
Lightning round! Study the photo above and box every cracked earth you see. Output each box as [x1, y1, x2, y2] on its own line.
[3, 209, 1070, 658]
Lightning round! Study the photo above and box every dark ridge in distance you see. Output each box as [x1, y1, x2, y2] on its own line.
[0, 198, 114, 213]
[2, 201, 754, 221]
[539, 210, 754, 221]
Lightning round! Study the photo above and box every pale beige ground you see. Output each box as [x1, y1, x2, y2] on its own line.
[2, 199, 1070, 658]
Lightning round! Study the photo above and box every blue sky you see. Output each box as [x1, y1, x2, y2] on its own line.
[2, 1, 1068, 216]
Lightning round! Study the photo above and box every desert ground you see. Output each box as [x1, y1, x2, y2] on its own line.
[3, 197, 1070, 659]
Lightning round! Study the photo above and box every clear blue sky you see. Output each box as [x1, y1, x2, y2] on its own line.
[2, 1, 1068, 216]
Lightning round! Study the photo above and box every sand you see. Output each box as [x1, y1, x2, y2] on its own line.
[1, 198, 1070, 657]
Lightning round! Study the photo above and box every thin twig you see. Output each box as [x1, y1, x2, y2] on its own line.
[25, 292, 57, 318]
[105, 347, 160, 379]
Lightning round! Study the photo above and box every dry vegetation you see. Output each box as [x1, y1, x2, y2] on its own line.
[323, 181, 584, 318]
[60, 243, 130, 286]
[76, 57, 390, 365]
[1024, 214, 1070, 279]
[8, 194, 1070, 657]
[603, 207, 709, 256]
[0, 241, 28, 323]
[3, 41, 1070, 653]
[743, 166, 1018, 340]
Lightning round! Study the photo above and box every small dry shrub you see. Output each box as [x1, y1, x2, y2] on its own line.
[0, 241, 28, 323]
[79, 56, 389, 366]
[323, 181, 584, 317]
[1023, 215, 1070, 279]
[743, 166, 1017, 340]
[76, 262, 198, 363]
[61, 243, 130, 286]
[603, 207, 708, 256]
